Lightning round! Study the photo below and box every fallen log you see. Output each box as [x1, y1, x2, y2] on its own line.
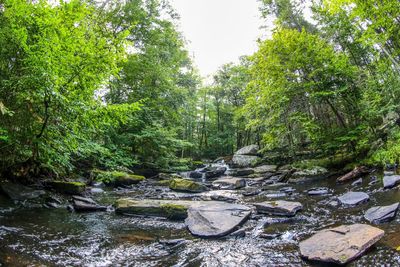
[336, 166, 369, 183]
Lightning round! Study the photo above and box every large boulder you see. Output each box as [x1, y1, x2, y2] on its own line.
[0, 182, 45, 201]
[383, 175, 400, 189]
[93, 170, 145, 187]
[232, 155, 260, 168]
[47, 181, 86, 195]
[299, 224, 384, 265]
[212, 177, 246, 190]
[204, 166, 227, 179]
[235, 145, 259, 156]
[290, 166, 328, 182]
[254, 200, 303, 216]
[338, 191, 369, 206]
[169, 178, 208, 193]
[364, 203, 399, 224]
[185, 202, 251, 237]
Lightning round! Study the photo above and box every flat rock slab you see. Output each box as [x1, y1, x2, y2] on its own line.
[308, 187, 330, 196]
[185, 202, 251, 238]
[116, 199, 227, 220]
[212, 177, 246, 190]
[0, 182, 45, 201]
[364, 203, 399, 224]
[338, 191, 369, 206]
[299, 224, 384, 265]
[383, 175, 400, 189]
[254, 165, 278, 174]
[254, 200, 303, 216]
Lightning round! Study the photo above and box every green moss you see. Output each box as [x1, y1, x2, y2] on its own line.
[48, 181, 85, 195]
[92, 170, 145, 186]
[160, 203, 187, 220]
[169, 178, 208, 193]
[156, 180, 172, 186]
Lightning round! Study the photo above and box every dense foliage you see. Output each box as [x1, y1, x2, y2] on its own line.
[1, 0, 400, 179]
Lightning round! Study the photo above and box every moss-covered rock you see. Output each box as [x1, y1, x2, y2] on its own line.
[156, 180, 172, 186]
[48, 181, 85, 195]
[92, 170, 145, 187]
[115, 199, 189, 220]
[169, 178, 208, 193]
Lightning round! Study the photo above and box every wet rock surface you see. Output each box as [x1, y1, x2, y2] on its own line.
[0, 182, 45, 201]
[338, 191, 369, 206]
[185, 202, 251, 237]
[212, 177, 246, 190]
[383, 175, 400, 189]
[364, 203, 399, 224]
[254, 200, 303, 216]
[299, 224, 385, 265]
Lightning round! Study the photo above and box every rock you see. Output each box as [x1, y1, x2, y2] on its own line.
[189, 171, 203, 179]
[47, 181, 86, 195]
[242, 188, 261, 196]
[232, 155, 260, 168]
[254, 200, 303, 216]
[383, 175, 400, 189]
[210, 194, 237, 203]
[364, 203, 399, 224]
[308, 187, 330, 196]
[0, 182, 45, 201]
[93, 170, 145, 187]
[115, 199, 192, 220]
[229, 228, 246, 238]
[204, 166, 227, 179]
[169, 179, 208, 193]
[259, 233, 282, 240]
[291, 166, 328, 181]
[338, 191, 369, 206]
[299, 224, 384, 265]
[279, 186, 295, 194]
[235, 145, 259, 155]
[185, 202, 251, 238]
[72, 195, 107, 212]
[351, 178, 363, 186]
[227, 168, 254, 177]
[212, 177, 246, 190]
[337, 166, 369, 183]
[90, 188, 104, 194]
[253, 165, 278, 174]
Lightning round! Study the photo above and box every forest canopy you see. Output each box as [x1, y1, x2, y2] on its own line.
[0, 0, 399, 179]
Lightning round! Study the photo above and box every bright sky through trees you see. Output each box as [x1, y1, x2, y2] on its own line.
[170, 0, 263, 77]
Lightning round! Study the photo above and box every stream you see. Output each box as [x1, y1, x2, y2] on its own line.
[0, 164, 400, 266]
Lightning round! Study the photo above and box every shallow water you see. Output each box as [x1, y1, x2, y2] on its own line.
[1, 172, 400, 266]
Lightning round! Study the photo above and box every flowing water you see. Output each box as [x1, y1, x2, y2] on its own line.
[1, 169, 400, 266]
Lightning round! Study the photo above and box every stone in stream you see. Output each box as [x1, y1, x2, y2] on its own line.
[47, 181, 86, 195]
[299, 224, 384, 265]
[254, 200, 303, 216]
[364, 203, 399, 224]
[169, 178, 208, 193]
[227, 168, 254, 177]
[383, 175, 400, 189]
[351, 178, 363, 186]
[72, 195, 107, 212]
[204, 166, 227, 179]
[338, 191, 369, 206]
[253, 165, 278, 174]
[185, 202, 251, 238]
[212, 177, 246, 190]
[0, 182, 45, 201]
[307, 187, 330, 196]
[189, 171, 203, 179]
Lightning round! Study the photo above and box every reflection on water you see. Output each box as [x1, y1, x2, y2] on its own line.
[0, 172, 400, 266]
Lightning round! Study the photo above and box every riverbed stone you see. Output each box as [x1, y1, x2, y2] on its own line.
[254, 165, 278, 174]
[227, 168, 254, 177]
[232, 155, 260, 168]
[169, 178, 208, 193]
[204, 166, 227, 179]
[47, 181, 86, 195]
[290, 166, 328, 181]
[383, 175, 400, 189]
[0, 182, 45, 201]
[212, 177, 246, 190]
[254, 200, 303, 216]
[364, 203, 399, 224]
[185, 202, 251, 237]
[235, 145, 259, 155]
[299, 224, 385, 265]
[307, 187, 330, 196]
[72, 196, 107, 212]
[338, 191, 369, 206]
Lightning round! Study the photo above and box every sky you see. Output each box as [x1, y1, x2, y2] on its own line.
[169, 0, 264, 78]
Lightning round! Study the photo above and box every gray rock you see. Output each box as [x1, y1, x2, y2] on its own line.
[0, 182, 45, 201]
[90, 188, 104, 194]
[299, 224, 384, 265]
[185, 202, 251, 237]
[204, 166, 227, 179]
[232, 155, 260, 168]
[212, 177, 246, 190]
[351, 178, 362, 186]
[254, 200, 302, 216]
[235, 145, 259, 155]
[308, 187, 330, 196]
[253, 165, 278, 173]
[227, 168, 254, 177]
[72, 196, 107, 212]
[189, 171, 203, 179]
[383, 175, 400, 189]
[364, 203, 399, 224]
[338, 191, 369, 206]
